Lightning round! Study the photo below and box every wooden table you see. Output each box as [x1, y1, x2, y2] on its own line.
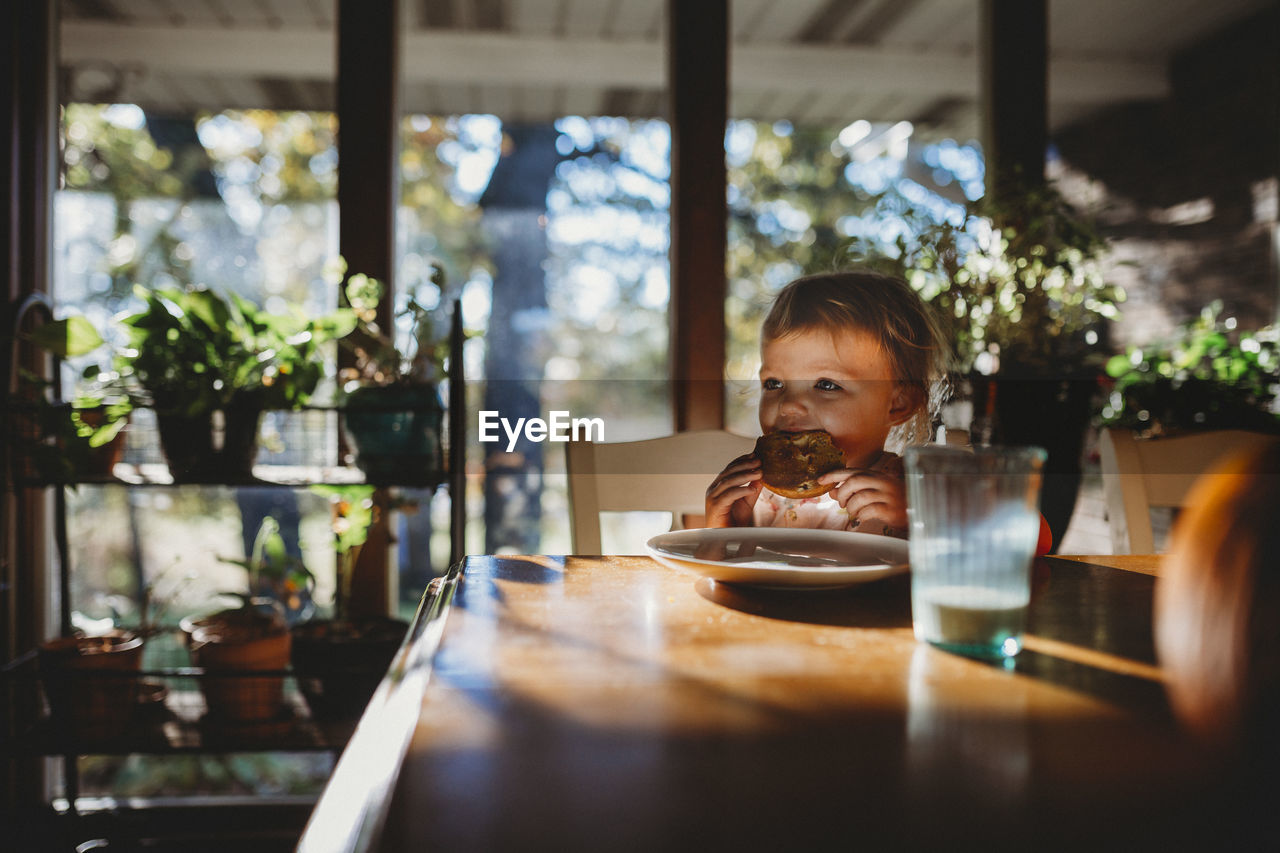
[300, 554, 1274, 851]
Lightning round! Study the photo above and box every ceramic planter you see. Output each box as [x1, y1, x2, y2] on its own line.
[155, 391, 263, 483]
[189, 616, 291, 723]
[970, 374, 1095, 552]
[38, 632, 144, 740]
[342, 384, 444, 487]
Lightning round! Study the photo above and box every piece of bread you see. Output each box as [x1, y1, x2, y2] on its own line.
[754, 429, 845, 499]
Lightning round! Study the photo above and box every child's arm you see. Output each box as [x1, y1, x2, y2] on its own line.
[704, 453, 763, 528]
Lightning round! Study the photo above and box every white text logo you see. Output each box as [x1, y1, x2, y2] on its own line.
[478, 411, 605, 452]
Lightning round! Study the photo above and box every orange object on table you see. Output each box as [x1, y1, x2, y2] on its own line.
[1036, 513, 1053, 556]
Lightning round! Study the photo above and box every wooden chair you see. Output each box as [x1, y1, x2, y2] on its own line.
[1098, 427, 1280, 554]
[566, 429, 757, 554]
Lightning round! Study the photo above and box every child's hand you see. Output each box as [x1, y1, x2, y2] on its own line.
[705, 453, 763, 528]
[822, 468, 908, 532]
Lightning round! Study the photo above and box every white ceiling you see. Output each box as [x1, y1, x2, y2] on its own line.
[59, 0, 1275, 139]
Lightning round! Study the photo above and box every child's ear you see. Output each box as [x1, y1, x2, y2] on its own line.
[887, 384, 922, 428]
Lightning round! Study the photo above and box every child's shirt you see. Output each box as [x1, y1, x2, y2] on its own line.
[752, 451, 907, 539]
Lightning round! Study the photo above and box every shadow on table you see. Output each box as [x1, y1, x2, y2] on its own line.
[696, 559, 1172, 716]
[693, 572, 912, 628]
[1010, 649, 1171, 716]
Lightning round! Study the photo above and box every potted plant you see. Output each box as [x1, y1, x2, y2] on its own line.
[188, 602, 292, 725]
[14, 314, 133, 481]
[63, 356, 135, 477]
[1099, 301, 1280, 437]
[290, 484, 409, 720]
[862, 182, 1123, 380]
[337, 267, 446, 487]
[218, 515, 316, 625]
[287, 259, 449, 719]
[37, 630, 145, 741]
[851, 179, 1125, 545]
[116, 284, 354, 483]
[177, 515, 317, 723]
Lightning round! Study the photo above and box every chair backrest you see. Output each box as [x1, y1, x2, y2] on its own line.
[1098, 428, 1280, 554]
[566, 429, 757, 554]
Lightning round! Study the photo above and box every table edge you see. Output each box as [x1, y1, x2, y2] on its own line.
[296, 561, 463, 853]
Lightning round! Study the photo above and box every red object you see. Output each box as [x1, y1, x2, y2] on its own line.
[1036, 514, 1053, 556]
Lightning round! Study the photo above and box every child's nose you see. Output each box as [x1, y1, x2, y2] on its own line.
[778, 388, 808, 416]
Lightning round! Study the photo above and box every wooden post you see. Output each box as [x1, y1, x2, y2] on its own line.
[980, 0, 1048, 198]
[2, 0, 59, 811]
[337, 0, 400, 314]
[337, 0, 399, 616]
[3, 0, 59, 653]
[668, 1, 729, 431]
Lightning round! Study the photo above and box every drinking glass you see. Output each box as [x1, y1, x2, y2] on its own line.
[904, 445, 1047, 659]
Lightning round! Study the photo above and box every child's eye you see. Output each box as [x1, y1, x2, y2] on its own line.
[761, 378, 782, 391]
[815, 378, 843, 391]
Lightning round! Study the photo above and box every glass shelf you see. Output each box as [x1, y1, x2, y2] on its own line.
[18, 463, 449, 489]
[2, 665, 358, 757]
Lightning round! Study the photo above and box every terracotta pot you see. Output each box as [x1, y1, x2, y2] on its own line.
[70, 407, 129, 477]
[38, 632, 144, 740]
[179, 602, 279, 648]
[190, 618, 291, 722]
[1156, 441, 1280, 752]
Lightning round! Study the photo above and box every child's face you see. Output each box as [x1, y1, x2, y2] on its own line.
[758, 327, 915, 468]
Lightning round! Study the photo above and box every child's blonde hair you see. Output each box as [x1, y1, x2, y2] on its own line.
[762, 271, 950, 450]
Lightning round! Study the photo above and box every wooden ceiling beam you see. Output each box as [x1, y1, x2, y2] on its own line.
[60, 22, 1171, 104]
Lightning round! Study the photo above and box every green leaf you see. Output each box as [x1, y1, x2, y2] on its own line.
[1105, 353, 1132, 377]
[87, 417, 126, 447]
[309, 484, 376, 554]
[25, 316, 104, 358]
[324, 308, 359, 340]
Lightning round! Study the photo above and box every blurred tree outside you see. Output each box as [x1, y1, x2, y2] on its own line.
[61, 105, 489, 330]
[543, 116, 672, 430]
[476, 125, 560, 555]
[470, 118, 674, 553]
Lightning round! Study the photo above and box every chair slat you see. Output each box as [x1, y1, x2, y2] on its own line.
[1099, 428, 1280, 554]
[566, 430, 757, 554]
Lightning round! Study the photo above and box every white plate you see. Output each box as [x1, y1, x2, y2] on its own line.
[646, 528, 909, 589]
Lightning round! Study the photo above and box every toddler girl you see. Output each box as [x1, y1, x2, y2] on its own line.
[706, 271, 948, 538]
